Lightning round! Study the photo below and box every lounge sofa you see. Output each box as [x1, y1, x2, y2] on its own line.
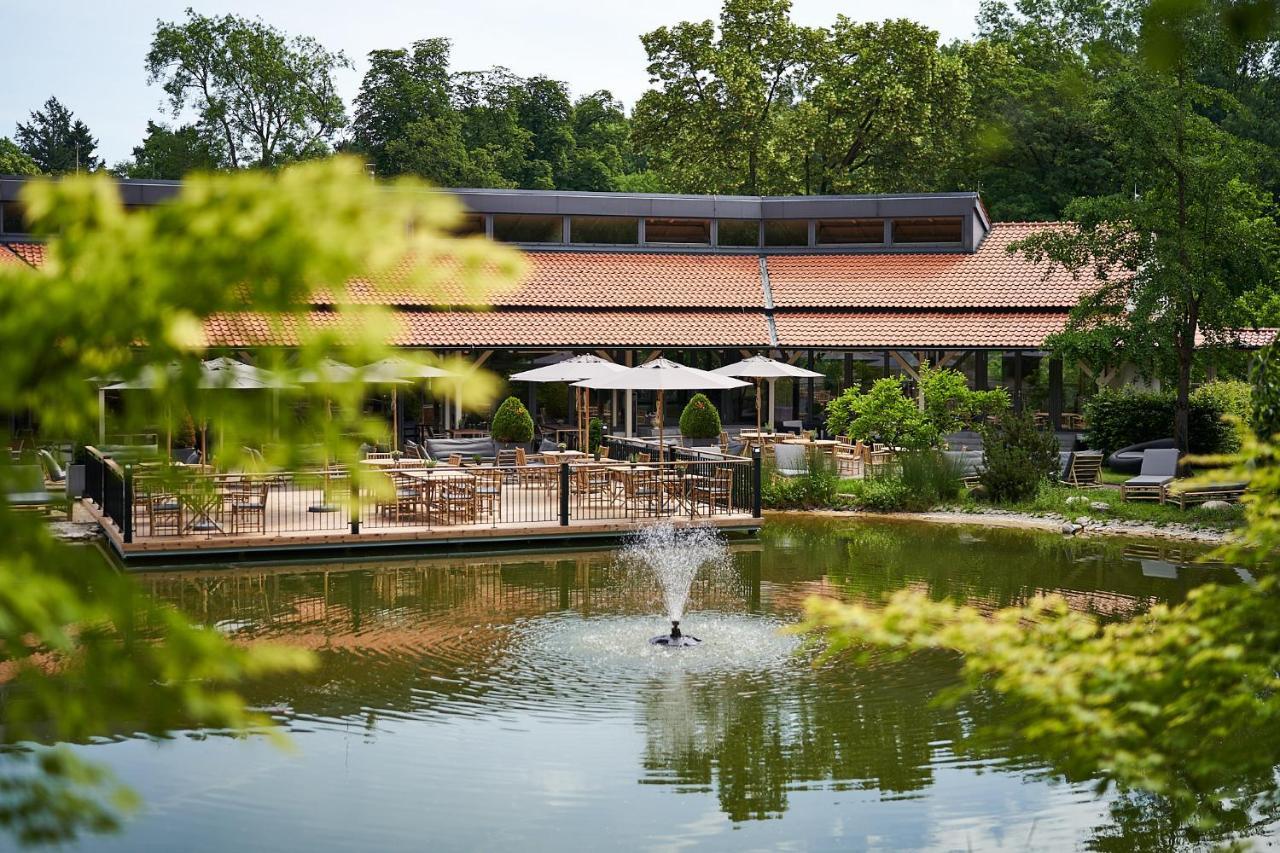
[423, 437, 499, 462]
[1107, 438, 1176, 475]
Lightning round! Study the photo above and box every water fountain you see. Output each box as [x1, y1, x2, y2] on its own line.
[617, 523, 728, 648]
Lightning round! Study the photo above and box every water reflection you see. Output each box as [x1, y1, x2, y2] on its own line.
[92, 517, 1267, 851]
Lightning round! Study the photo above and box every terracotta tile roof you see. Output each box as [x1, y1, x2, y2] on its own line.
[766, 223, 1096, 309]
[1, 242, 44, 268]
[773, 310, 1070, 348]
[0, 245, 23, 266]
[335, 252, 765, 309]
[1198, 327, 1278, 349]
[204, 309, 771, 349]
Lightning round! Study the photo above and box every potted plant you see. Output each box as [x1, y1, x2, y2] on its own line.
[679, 393, 722, 447]
[556, 442, 567, 452]
[425, 458, 438, 469]
[390, 449, 403, 462]
[471, 453, 483, 466]
[490, 396, 535, 450]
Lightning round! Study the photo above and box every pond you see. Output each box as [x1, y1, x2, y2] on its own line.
[58, 516, 1269, 851]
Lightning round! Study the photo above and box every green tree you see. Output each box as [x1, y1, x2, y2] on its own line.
[350, 39, 477, 184]
[146, 10, 350, 168]
[0, 158, 523, 844]
[679, 393, 723, 439]
[118, 121, 225, 179]
[14, 96, 102, 174]
[0, 137, 40, 176]
[632, 0, 817, 194]
[490, 396, 535, 444]
[563, 91, 642, 191]
[1014, 1, 1276, 451]
[797, 18, 973, 194]
[825, 378, 937, 449]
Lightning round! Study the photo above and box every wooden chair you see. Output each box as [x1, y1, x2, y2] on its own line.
[1165, 482, 1247, 509]
[833, 443, 864, 478]
[637, 452, 652, 464]
[496, 448, 519, 466]
[447, 453, 463, 467]
[147, 492, 184, 536]
[690, 468, 733, 514]
[622, 468, 662, 516]
[227, 479, 270, 534]
[375, 473, 421, 523]
[1064, 451, 1103, 487]
[366, 451, 394, 461]
[436, 476, 478, 524]
[472, 468, 504, 520]
[573, 466, 615, 512]
[1122, 449, 1181, 502]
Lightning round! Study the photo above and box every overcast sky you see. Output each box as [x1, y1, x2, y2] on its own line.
[1, 1, 982, 165]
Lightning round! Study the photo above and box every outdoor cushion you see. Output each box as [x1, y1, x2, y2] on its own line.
[38, 449, 66, 482]
[1125, 475, 1174, 487]
[1135, 448, 1180, 478]
[1107, 438, 1176, 474]
[538, 439, 558, 452]
[1057, 451, 1074, 480]
[943, 450, 985, 476]
[424, 437, 498, 461]
[773, 444, 808, 476]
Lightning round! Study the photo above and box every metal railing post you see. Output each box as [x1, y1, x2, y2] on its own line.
[752, 447, 762, 519]
[559, 462, 570, 526]
[350, 479, 361, 534]
[122, 464, 134, 543]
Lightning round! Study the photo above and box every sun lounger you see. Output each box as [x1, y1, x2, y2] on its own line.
[1164, 481, 1247, 509]
[1063, 450, 1103, 486]
[1121, 448, 1180, 501]
[6, 465, 54, 513]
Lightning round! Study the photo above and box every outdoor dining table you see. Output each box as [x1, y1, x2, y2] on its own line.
[359, 457, 427, 469]
[540, 450, 586, 462]
[450, 428, 488, 438]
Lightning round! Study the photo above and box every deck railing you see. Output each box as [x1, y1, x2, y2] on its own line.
[84, 449, 761, 544]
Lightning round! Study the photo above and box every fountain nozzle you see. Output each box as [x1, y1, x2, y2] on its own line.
[651, 618, 700, 647]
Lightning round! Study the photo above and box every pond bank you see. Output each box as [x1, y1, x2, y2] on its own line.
[783, 508, 1234, 545]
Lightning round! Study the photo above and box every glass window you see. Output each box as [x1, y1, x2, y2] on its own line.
[571, 216, 638, 245]
[451, 213, 486, 237]
[716, 219, 759, 247]
[892, 217, 963, 244]
[644, 218, 710, 244]
[816, 218, 883, 245]
[764, 219, 808, 247]
[492, 214, 562, 243]
[0, 201, 27, 234]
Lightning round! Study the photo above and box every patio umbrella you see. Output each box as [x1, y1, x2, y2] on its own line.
[511, 355, 628, 449]
[712, 355, 824, 435]
[574, 358, 747, 463]
[102, 358, 290, 460]
[361, 356, 455, 450]
[297, 358, 408, 511]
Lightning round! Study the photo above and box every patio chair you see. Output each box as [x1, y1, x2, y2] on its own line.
[622, 467, 662, 515]
[772, 444, 808, 477]
[690, 468, 733, 514]
[473, 468, 504, 520]
[1064, 451, 1103, 487]
[436, 476, 478, 524]
[37, 449, 66, 483]
[637, 452, 652, 464]
[447, 453, 463, 467]
[1121, 449, 1181, 502]
[146, 492, 183, 536]
[496, 448, 519, 467]
[573, 466, 615, 513]
[833, 442, 864, 478]
[366, 451, 394, 462]
[227, 480, 270, 534]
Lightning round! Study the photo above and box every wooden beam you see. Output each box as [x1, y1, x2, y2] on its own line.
[889, 351, 919, 381]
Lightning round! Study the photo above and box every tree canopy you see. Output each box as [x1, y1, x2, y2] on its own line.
[14, 97, 102, 174]
[145, 10, 351, 168]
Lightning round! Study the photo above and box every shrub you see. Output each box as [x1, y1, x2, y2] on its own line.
[761, 447, 837, 508]
[898, 450, 964, 508]
[979, 411, 1060, 503]
[490, 396, 534, 444]
[588, 417, 604, 453]
[1084, 384, 1252, 455]
[1189, 381, 1251, 454]
[919, 364, 1011, 434]
[825, 378, 938, 449]
[1253, 344, 1280, 438]
[1082, 387, 1174, 456]
[841, 477, 912, 512]
[679, 393, 722, 439]
[177, 410, 197, 447]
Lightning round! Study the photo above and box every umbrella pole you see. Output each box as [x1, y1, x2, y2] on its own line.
[166, 405, 172, 460]
[657, 389, 664, 465]
[392, 387, 399, 451]
[756, 379, 762, 435]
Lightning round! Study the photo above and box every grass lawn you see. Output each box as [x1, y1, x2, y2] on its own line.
[953, 482, 1244, 531]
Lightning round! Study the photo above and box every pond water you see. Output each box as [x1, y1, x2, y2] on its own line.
[60, 517, 1268, 851]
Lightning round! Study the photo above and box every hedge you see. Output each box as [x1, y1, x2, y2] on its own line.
[490, 396, 535, 444]
[1082, 382, 1251, 456]
[679, 393, 722, 439]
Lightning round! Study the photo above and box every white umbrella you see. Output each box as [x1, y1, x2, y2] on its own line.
[511, 355, 628, 449]
[574, 358, 747, 462]
[713, 355, 824, 435]
[361, 356, 455, 450]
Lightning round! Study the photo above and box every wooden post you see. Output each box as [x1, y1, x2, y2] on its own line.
[1012, 350, 1024, 413]
[974, 351, 989, 391]
[1048, 356, 1064, 430]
